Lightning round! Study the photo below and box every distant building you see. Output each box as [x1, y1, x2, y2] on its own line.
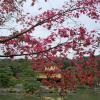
[32, 58, 63, 81]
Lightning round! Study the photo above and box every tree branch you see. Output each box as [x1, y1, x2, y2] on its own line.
[0, 38, 72, 57]
[0, 6, 86, 43]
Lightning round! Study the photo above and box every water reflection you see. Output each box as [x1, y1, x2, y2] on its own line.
[42, 96, 63, 100]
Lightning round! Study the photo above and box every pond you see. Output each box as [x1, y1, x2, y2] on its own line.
[0, 88, 100, 100]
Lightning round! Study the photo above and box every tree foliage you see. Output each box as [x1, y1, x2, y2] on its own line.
[0, 0, 100, 95]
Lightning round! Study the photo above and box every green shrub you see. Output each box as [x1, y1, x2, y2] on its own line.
[0, 73, 10, 87]
[0, 72, 17, 88]
[9, 77, 17, 87]
[23, 78, 41, 94]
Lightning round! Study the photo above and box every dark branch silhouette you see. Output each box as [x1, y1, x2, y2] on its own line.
[0, 6, 85, 43]
[0, 38, 72, 57]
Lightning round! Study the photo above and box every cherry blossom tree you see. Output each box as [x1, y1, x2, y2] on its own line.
[0, 0, 100, 95]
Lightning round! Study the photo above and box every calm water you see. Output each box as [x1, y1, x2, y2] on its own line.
[0, 89, 100, 100]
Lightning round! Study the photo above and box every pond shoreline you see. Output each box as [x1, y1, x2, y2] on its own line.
[0, 87, 25, 94]
[0, 88, 100, 100]
[0, 87, 99, 93]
